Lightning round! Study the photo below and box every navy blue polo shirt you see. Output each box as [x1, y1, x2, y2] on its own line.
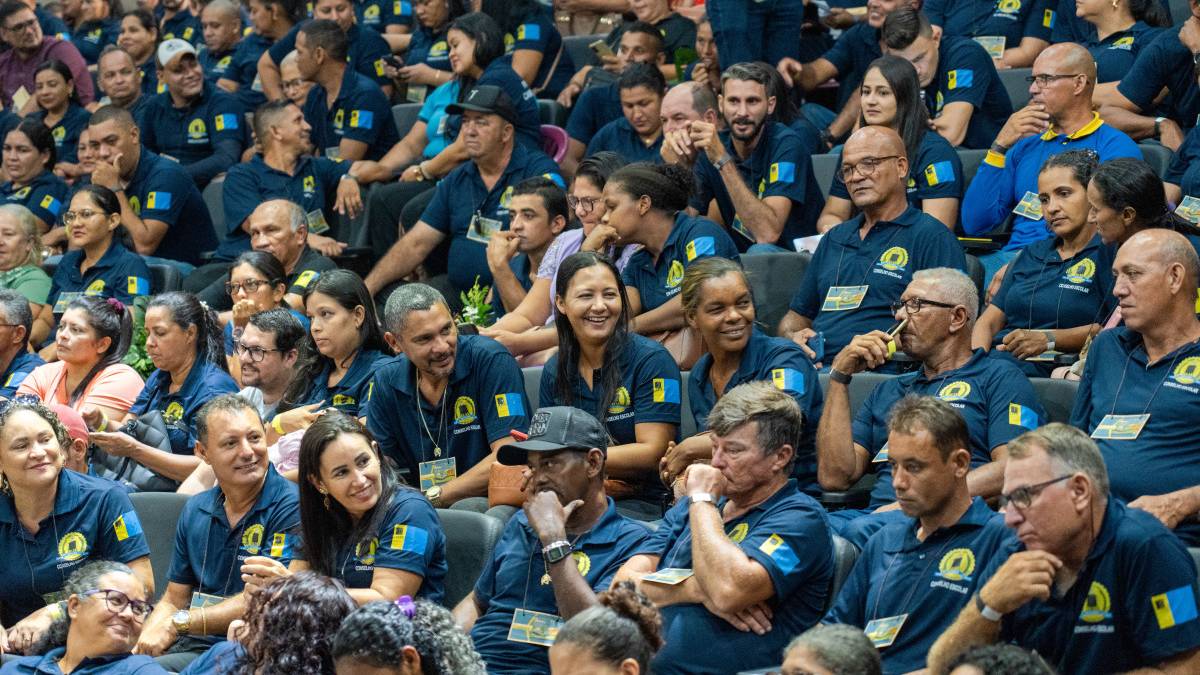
[301, 65, 397, 161]
[1087, 22, 1163, 84]
[30, 103, 90, 164]
[0, 469, 150, 626]
[419, 142, 563, 295]
[223, 32, 270, 111]
[443, 60, 542, 151]
[540, 333, 681, 445]
[71, 19, 120, 64]
[1070, 327, 1200, 545]
[830, 130, 964, 209]
[366, 334, 529, 484]
[789, 206, 966, 360]
[824, 498, 1017, 675]
[140, 83, 248, 166]
[1166, 123, 1200, 195]
[922, 36, 1012, 150]
[692, 122, 824, 251]
[585, 116, 662, 164]
[47, 241, 152, 313]
[168, 465, 299, 645]
[357, 0, 412, 31]
[219, 154, 350, 259]
[565, 82, 622, 145]
[822, 22, 883, 109]
[924, 0, 1056, 44]
[35, 7, 68, 40]
[406, 25, 450, 71]
[988, 234, 1115, 376]
[297, 488, 447, 604]
[688, 329, 823, 491]
[139, 60, 160, 97]
[269, 23, 392, 90]
[122, 147, 217, 265]
[0, 351, 44, 398]
[471, 499, 652, 675]
[285, 246, 337, 297]
[162, 9, 203, 46]
[643, 480, 833, 675]
[1, 171, 67, 226]
[1, 647, 165, 674]
[292, 348, 387, 416]
[1117, 26, 1200, 130]
[604, 13, 697, 68]
[621, 212, 740, 313]
[981, 498, 1200, 673]
[853, 349, 1046, 507]
[130, 359, 239, 455]
[199, 45, 236, 87]
[505, 8, 574, 97]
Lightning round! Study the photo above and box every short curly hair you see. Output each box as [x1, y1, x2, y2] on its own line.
[235, 572, 356, 675]
[332, 599, 486, 675]
[0, 397, 73, 459]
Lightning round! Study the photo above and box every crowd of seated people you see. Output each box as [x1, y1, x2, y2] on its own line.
[4, 0, 1200, 673]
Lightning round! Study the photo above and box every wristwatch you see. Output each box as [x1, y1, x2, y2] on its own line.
[1155, 116, 1167, 138]
[171, 609, 191, 636]
[542, 540, 574, 565]
[974, 592, 1003, 622]
[424, 485, 443, 507]
[690, 492, 717, 506]
[829, 368, 853, 385]
[713, 154, 733, 172]
[1041, 330, 1056, 351]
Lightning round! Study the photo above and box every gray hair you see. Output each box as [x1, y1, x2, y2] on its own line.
[911, 267, 978, 323]
[1007, 423, 1109, 498]
[785, 624, 882, 675]
[195, 393, 262, 445]
[35, 561, 140, 654]
[383, 283, 449, 334]
[706, 381, 803, 474]
[0, 204, 42, 267]
[280, 49, 299, 69]
[254, 199, 306, 233]
[0, 288, 33, 336]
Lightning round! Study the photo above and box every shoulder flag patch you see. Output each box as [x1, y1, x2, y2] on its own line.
[113, 510, 143, 541]
[494, 393, 525, 418]
[389, 524, 429, 553]
[652, 378, 680, 404]
[924, 161, 956, 186]
[1153, 585, 1199, 629]
[759, 533, 799, 574]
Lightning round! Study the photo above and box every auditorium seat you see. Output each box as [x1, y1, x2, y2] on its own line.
[203, 175, 225, 241]
[437, 508, 505, 608]
[129, 492, 190, 601]
[563, 34, 600, 69]
[999, 68, 1032, 109]
[958, 148, 987, 189]
[1190, 547, 1200, 575]
[812, 153, 838, 199]
[538, 99, 568, 127]
[1138, 141, 1172, 179]
[522, 366, 541, 409]
[390, 102, 422, 138]
[827, 535, 859, 610]
[1030, 377, 1080, 424]
[965, 254, 985, 308]
[742, 250, 811, 337]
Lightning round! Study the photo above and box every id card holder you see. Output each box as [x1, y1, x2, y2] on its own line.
[1090, 413, 1150, 440]
[466, 213, 503, 245]
[822, 285, 869, 311]
[642, 568, 694, 585]
[406, 84, 428, 103]
[730, 216, 754, 241]
[973, 36, 1006, 59]
[1026, 350, 1062, 362]
[1013, 191, 1043, 220]
[306, 209, 331, 235]
[864, 613, 908, 648]
[190, 592, 224, 609]
[871, 443, 890, 463]
[325, 146, 341, 160]
[1176, 196, 1200, 224]
[53, 291, 81, 314]
[418, 457, 457, 491]
[508, 608, 564, 646]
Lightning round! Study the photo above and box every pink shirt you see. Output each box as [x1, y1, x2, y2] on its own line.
[17, 361, 145, 413]
[0, 37, 94, 108]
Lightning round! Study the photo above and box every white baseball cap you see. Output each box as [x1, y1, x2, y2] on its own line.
[157, 38, 197, 68]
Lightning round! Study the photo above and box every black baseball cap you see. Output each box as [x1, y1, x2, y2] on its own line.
[498, 406, 609, 466]
[446, 85, 519, 125]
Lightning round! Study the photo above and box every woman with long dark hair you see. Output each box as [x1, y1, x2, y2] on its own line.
[539, 251, 680, 505]
[276, 271, 387, 433]
[30, 60, 89, 180]
[480, 0, 574, 98]
[387, 0, 470, 81]
[972, 151, 1114, 376]
[333, 598, 486, 675]
[86, 291, 238, 484]
[240, 411, 448, 606]
[1, 119, 68, 233]
[817, 55, 962, 231]
[19, 295, 143, 418]
[1099, 157, 1200, 247]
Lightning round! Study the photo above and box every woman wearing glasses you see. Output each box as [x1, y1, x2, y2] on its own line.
[38, 186, 152, 355]
[17, 296, 144, 420]
[0, 402, 152, 655]
[972, 151, 1114, 376]
[816, 56, 963, 231]
[0, 561, 165, 674]
[222, 251, 309, 378]
[482, 152, 635, 365]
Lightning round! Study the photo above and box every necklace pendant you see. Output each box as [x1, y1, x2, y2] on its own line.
[434, 446, 442, 458]
[540, 573, 551, 585]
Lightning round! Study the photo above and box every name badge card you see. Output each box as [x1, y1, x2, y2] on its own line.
[864, 614, 908, 648]
[1013, 191, 1043, 220]
[418, 457, 457, 491]
[1176, 196, 1200, 224]
[306, 209, 331, 234]
[871, 443, 890, 463]
[406, 84, 428, 103]
[642, 568, 694, 585]
[53, 292, 81, 314]
[190, 592, 224, 609]
[822, 285, 869, 311]
[973, 36, 1006, 59]
[1090, 413, 1150, 440]
[1026, 350, 1062, 362]
[730, 217, 754, 241]
[466, 214, 503, 245]
[508, 608, 564, 647]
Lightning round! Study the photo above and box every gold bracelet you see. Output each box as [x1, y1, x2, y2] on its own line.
[272, 417, 286, 435]
[200, 607, 207, 636]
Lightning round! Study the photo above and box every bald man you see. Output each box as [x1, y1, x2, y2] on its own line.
[200, 0, 243, 87]
[961, 42, 1141, 282]
[1071, 229, 1200, 545]
[660, 81, 720, 166]
[778, 126, 966, 367]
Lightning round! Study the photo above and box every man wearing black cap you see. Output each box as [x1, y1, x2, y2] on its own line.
[362, 84, 565, 304]
[453, 406, 652, 675]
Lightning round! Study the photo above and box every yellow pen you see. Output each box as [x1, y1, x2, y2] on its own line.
[886, 318, 908, 358]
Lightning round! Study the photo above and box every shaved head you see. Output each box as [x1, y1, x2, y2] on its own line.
[1035, 42, 1097, 85]
[841, 125, 909, 212]
[1125, 229, 1200, 286]
[846, 125, 907, 160]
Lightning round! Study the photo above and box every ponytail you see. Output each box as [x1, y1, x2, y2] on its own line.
[147, 292, 230, 374]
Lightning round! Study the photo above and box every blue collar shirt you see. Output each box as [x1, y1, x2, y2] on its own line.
[301, 65, 398, 161]
[620, 212, 740, 313]
[48, 240, 152, 313]
[129, 360, 239, 455]
[122, 147, 218, 265]
[293, 348, 387, 416]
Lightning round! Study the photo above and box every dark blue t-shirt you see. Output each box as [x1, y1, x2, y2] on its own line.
[1, 171, 67, 226]
[72, 19, 120, 64]
[565, 82, 622, 145]
[1, 648, 166, 674]
[1165, 122, 1200, 194]
[47, 241, 153, 314]
[30, 103, 90, 164]
[301, 66, 398, 161]
[1086, 21, 1163, 84]
[129, 360, 239, 454]
[268, 22, 392, 89]
[504, 7, 574, 98]
[923, 36, 1013, 150]
[122, 148, 218, 264]
[585, 116, 663, 165]
[292, 348, 387, 417]
[822, 22, 883, 109]
[161, 9, 203, 46]
[223, 32, 271, 111]
[925, 0, 1056, 44]
[139, 83, 249, 185]
[1116, 23, 1200, 129]
[406, 25, 450, 71]
[621, 212, 741, 313]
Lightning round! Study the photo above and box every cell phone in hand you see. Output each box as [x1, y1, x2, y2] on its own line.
[383, 54, 405, 69]
[589, 39, 615, 60]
